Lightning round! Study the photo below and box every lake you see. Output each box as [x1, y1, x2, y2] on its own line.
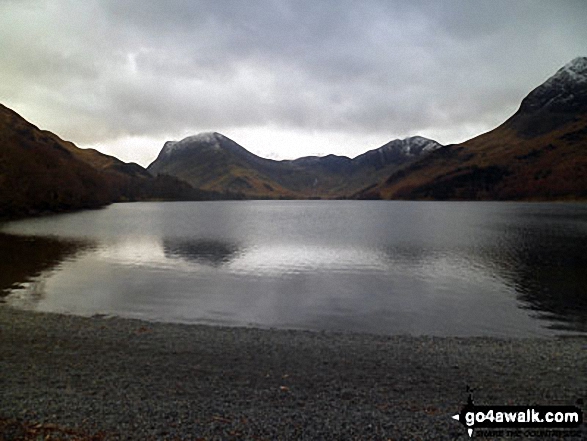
[1, 200, 586, 337]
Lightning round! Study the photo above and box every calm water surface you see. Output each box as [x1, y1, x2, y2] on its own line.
[1, 201, 586, 337]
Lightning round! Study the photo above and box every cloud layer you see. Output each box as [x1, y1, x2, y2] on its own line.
[1, 0, 586, 165]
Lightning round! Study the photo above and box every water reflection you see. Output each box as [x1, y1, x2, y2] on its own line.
[451, 204, 587, 333]
[226, 244, 388, 276]
[1, 201, 586, 336]
[378, 218, 587, 334]
[490, 225, 587, 333]
[0, 233, 91, 298]
[163, 238, 241, 267]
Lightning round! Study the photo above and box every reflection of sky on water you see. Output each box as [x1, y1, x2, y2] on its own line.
[226, 244, 389, 276]
[2, 201, 587, 336]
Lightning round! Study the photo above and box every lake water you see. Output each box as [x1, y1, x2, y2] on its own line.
[1, 201, 586, 337]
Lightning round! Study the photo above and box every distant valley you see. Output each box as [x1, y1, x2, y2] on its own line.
[1, 57, 586, 219]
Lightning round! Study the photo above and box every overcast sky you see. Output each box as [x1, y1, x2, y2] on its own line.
[1, 0, 586, 167]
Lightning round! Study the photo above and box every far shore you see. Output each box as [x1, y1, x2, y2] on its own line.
[3, 198, 587, 223]
[1, 306, 585, 439]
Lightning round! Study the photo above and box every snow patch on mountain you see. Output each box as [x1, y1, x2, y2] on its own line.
[537, 56, 587, 96]
[517, 56, 587, 115]
[382, 136, 443, 156]
[554, 57, 587, 84]
[161, 132, 222, 156]
[403, 136, 443, 154]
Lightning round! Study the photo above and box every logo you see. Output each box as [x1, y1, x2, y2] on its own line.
[451, 388, 583, 438]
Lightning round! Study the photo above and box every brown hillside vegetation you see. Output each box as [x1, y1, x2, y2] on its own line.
[359, 58, 587, 201]
[0, 104, 115, 217]
[3, 59, 586, 209]
[0, 104, 225, 219]
[362, 115, 587, 201]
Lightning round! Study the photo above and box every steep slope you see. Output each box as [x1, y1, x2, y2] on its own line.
[147, 133, 442, 198]
[0, 104, 220, 219]
[359, 57, 587, 200]
[0, 104, 115, 217]
[508, 56, 587, 137]
[148, 133, 298, 198]
[62, 141, 209, 203]
[353, 136, 442, 170]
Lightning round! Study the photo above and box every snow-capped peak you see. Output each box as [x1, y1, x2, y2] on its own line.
[161, 132, 222, 156]
[517, 57, 587, 115]
[385, 136, 442, 156]
[546, 56, 587, 85]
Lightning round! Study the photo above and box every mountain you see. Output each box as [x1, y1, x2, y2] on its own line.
[0, 104, 223, 219]
[148, 132, 298, 198]
[0, 102, 440, 219]
[0, 103, 116, 218]
[510, 56, 587, 137]
[353, 136, 442, 170]
[147, 133, 442, 198]
[357, 57, 587, 200]
[9, 59, 582, 209]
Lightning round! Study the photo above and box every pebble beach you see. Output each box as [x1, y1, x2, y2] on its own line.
[1, 306, 585, 440]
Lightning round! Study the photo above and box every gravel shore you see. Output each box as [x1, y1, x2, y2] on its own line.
[1, 306, 585, 440]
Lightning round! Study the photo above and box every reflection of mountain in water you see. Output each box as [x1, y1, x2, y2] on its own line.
[379, 222, 587, 333]
[163, 238, 240, 267]
[506, 237, 587, 333]
[477, 211, 587, 333]
[0, 233, 91, 297]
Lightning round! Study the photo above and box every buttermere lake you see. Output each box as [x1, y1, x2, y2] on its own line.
[1, 201, 586, 337]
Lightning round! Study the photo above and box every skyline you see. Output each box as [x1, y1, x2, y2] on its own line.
[1, 1, 586, 167]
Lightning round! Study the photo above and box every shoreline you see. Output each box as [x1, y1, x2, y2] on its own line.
[1, 306, 586, 440]
[3, 198, 587, 222]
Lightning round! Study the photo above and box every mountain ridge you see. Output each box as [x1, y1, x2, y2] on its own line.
[0, 105, 228, 219]
[506, 56, 587, 138]
[357, 56, 587, 200]
[2, 57, 586, 217]
[147, 133, 442, 198]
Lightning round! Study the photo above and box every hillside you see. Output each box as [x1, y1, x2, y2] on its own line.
[4, 57, 586, 210]
[0, 104, 223, 219]
[0, 104, 117, 218]
[147, 133, 442, 199]
[357, 57, 587, 200]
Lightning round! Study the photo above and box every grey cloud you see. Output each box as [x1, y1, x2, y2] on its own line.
[1, 0, 586, 153]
